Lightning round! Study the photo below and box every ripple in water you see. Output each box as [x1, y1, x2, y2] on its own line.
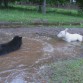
[43, 42, 54, 53]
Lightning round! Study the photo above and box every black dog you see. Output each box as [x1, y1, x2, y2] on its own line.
[0, 36, 22, 55]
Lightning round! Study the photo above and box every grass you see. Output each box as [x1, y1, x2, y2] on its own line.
[49, 58, 83, 83]
[0, 8, 82, 23]
[0, 5, 83, 27]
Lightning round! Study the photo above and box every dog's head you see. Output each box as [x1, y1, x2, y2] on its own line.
[57, 28, 68, 38]
[14, 36, 22, 40]
[12, 36, 22, 44]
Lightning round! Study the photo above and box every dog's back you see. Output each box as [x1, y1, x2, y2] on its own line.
[0, 36, 22, 55]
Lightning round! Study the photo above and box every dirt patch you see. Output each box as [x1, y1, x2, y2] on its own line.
[0, 22, 82, 28]
[0, 26, 83, 83]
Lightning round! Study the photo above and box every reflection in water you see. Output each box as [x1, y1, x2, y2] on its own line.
[0, 28, 83, 83]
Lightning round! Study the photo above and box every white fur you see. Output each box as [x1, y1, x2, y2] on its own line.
[57, 28, 83, 42]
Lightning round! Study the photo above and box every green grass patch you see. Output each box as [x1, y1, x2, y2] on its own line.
[0, 5, 83, 27]
[47, 7, 78, 15]
[49, 58, 83, 83]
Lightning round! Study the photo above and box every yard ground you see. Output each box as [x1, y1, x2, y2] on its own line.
[0, 5, 83, 83]
[0, 26, 83, 83]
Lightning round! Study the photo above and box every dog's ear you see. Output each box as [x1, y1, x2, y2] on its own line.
[64, 28, 68, 35]
[65, 28, 68, 32]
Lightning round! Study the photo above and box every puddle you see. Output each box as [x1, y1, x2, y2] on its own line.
[0, 28, 83, 83]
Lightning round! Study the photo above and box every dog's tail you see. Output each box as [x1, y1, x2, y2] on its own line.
[82, 36, 83, 41]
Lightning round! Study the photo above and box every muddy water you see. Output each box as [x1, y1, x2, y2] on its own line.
[0, 28, 83, 83]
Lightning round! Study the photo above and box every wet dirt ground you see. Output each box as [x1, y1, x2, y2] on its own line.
[0, 27, 83, 83]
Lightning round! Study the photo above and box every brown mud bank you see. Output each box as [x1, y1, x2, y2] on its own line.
[0, 27, 83, 83]
[0, 22, 82, 28]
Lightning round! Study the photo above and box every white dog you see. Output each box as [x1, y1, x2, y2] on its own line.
[57, 28, 83, 42]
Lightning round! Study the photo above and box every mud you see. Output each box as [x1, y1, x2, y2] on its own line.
[0, 27, 83, 83]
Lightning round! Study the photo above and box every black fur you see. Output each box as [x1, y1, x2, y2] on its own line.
[0, 36, 22, 55]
